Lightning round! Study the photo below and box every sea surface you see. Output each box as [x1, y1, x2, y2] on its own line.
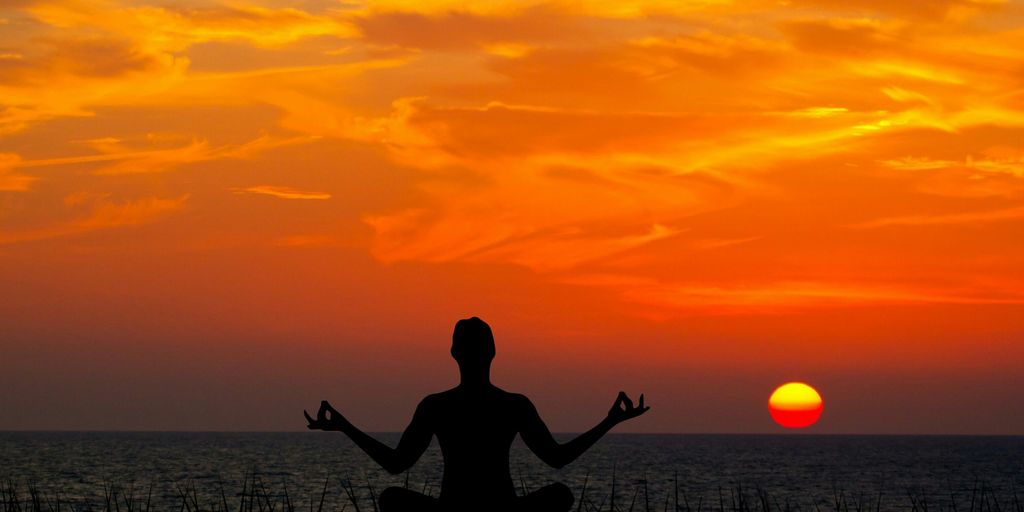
[1, 432, 1022, 511]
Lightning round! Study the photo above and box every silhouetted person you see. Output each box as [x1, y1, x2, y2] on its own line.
[304, 317, 649, 512]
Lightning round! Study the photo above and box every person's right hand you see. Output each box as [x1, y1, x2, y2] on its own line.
[607, 391, 649, 425]
[304, 400, 349, 431]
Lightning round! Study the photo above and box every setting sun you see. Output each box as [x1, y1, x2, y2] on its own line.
[769, 382, 823, 429]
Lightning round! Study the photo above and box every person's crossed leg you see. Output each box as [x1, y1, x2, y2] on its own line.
[378, 482, 574, 512]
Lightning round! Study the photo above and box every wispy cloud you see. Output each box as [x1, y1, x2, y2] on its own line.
[273, 234, 336, 247]
[0, 195, 188, 245]
[883, 156, 1024, 176]
[851, 206, 1024, 228]
[7, 134, 314, 175]
[0, 0, 359, 134]
[231, 185, 332, 200]
[0, 153, 36, 191]
[567, 275, 1024, 313]
[25, 2, 356, 50]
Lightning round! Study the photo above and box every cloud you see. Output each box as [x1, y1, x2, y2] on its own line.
[0, 0, 359, 133]
[0, 37, 164, 84]
[349, 70, 1023, 275]
[351, 97, 878, 172]
[25, 1, 356, 51]
[0, 195, 188, 245]
[273, 234, 336, 247]
[567, 275, 1024, 314]
[354, 97, 769, 271]
[881, 155, 1024, 198]
[626, 32, 786, 78]
[7, 134, 315, 175]
[4, 0, 1024, 316]
[458, 35, 794, 113]
[785, 0, 1007, 20]
[0, 38, 189, 134]
[353, 0, 753, 19]
[231, 185, 332, 200]
[883, 155, 1024, 177]
[0, 153, 36, 191]
[365, 210, 686, 271]
[353, 7, 578, 51]
[780, 18, 906, 57]
[851, 206, 1024, 228]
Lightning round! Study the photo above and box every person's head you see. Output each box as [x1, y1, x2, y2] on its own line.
[451, 317, 495, 369]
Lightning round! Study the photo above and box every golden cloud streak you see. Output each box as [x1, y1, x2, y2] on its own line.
[232, 186, 332, 200]
[567, 275, 1024, 313]
[0, 195, 189, 245]
[851, 206, 1024, 228]
[6, 134, 315, 176]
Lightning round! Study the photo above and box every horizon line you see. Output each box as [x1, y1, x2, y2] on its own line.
[2, 430, 1022, 437]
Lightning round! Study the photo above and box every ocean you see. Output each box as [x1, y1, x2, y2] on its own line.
[1, 432, 1022, 511]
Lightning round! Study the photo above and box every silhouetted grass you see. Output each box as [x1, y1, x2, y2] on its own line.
[3, 474, 1022, 512]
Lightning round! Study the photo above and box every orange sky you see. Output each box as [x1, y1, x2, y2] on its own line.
[1, 0, 1023, 434]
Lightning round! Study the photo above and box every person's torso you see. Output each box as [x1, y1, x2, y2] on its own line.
[429, 386, 522, 506]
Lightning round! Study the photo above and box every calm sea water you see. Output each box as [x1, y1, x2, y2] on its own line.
[1, 433, 1022, 511]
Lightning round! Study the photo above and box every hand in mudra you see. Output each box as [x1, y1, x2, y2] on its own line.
[304, 400, 349, 431]
[607, 391, 649, 425]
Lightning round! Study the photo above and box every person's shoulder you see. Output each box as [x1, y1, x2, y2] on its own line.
[501, 390, 536, 409]
[418, 390, 453, 409]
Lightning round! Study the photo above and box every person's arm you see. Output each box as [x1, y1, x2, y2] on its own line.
[304, 399, 433, 474]
[518, 391, 649, 469]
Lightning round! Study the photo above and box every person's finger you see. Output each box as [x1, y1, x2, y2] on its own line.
[622, 393, 634, 410]
[303, 410, 315, 424]
[613, 392, 626, 410]
[637, 393, 650, 416]
[322, 401, 344, 424]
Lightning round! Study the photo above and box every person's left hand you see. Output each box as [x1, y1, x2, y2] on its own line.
[304, 400, 349, 431]
[607, 391, 649, 425]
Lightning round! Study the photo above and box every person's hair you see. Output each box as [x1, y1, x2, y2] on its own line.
[451, 317, 496, 363]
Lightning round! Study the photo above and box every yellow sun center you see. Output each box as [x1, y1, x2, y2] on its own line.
[769, 382, 822, 410]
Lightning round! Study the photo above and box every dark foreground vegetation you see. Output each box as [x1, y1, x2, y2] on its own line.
[2, 472, 1021, 512]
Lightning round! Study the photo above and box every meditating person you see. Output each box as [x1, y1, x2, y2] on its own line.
[304, 316, 649, 512]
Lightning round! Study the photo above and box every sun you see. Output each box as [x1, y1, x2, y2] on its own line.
[769, 382, 823, 428]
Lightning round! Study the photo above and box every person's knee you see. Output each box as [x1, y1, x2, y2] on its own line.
[557, 482, 574, 510]
[379, 486, 437, 512]
[378, 487, 404, 512]
[547, 482, 574, 511]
